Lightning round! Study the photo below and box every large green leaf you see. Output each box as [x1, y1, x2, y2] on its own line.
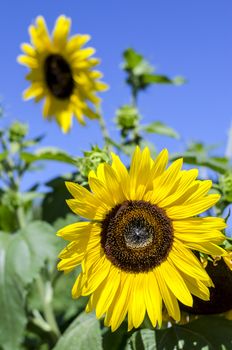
[156, 316, 232, 350]
[103, 322, 129, 350]
[0, 221, 57, 350]
[140, 121, 179, 139]
[53, 312, 102, 350]
[0, 233, 27, 350]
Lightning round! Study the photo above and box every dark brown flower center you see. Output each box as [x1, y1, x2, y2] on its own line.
[44, 54, 74, 99]
[101, 200, 173, 273]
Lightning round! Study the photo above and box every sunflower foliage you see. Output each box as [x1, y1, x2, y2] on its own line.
[0, 16, 232, 350]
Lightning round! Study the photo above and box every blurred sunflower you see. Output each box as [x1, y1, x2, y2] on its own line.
[18, 15, 108, 133]
[57, 147, 226, 331]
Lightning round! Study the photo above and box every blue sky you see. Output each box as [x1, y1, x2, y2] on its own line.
[0, 0, 231, 186]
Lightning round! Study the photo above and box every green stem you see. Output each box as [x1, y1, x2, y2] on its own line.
[131, 87, 138, 107]
[16, 205, 26, 228]
[36, 275, 60, 340]
[97, 107, 111, 150]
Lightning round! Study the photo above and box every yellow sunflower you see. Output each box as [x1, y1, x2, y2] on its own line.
[18, 15, 108, 133]
[57, 147, 226, 331]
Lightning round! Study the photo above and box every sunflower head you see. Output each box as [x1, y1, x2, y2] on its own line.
[18, 15, 108, 133]
[57, 147, 226, 331]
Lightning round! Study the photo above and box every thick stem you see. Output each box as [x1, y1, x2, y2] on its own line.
[16, 205, 26, 228]
[36, 275, 60, 340]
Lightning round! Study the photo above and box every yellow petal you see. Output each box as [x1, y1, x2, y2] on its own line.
[173, 217, 227, 232]
[66, 198, 105, 220]
[57, 254, 83, 271]
[158, 261, 193, 307]
[55, 110, 73, 133]
[57, 222, 98, 240]
[144, 272, 162, 327]
[81, 256, 111, 295]
[29, 16, 51, 51]
[144, 158, 183, 204]
[72, 57, 99, 69]
[18, 55, 39, 68]
[95, 81, 109, 91]
[95, 266, 121, 318]
[103, 163, 126, 204]
[71, 47, 96, 61]
[178, 273, 210, 301]
[111, 152, 130, 199]
[23, 84, 44, 100]
[42, 96, 52, 117]
[185, 180, 212, 203]
[129, 147, 152, 199]
[184, 241, 226, 256]
[175, 230, 225, 244]
[104, 272, 132, 331]
[66, 181, 100, 203]
[127, 274, 146, 330]
[20, 43, 36, 56]
[52, 15, 71, 48]
[88, 175, 115, 208]
[169, 241, 211, 281]
[151, 148, 169, 179]
[83, 107, 99, 120]
[158, 169, 198, 207]
[166, 194, 220, 219]
[67, 34, 91, 53]
[155, 268, 180, 321]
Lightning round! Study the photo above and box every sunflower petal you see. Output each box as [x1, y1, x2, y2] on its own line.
[155, 268, 181, 321]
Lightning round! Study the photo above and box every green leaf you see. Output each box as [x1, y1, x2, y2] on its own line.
[21, 147, 75, 165]
[142, 74, 185, 86]
[126, 329, 157, 350]
[53, 272, 87, 322]
[123, 48, 185, 92]
[171, 142, 230, 174]
[172, 76, 186, 85]
[156, 316, 232, 349]
[123, 49, 145, 70]
[53, 312, 102, 350]
[11, 221, 57, 284]
[42, 175, 75, 223]
[0, 221, 57, 350]
[171, 152, 230, 174]
[103, 322, 129, 350]
[0, 205, 18, 232]
[140, 121, 179, 139]
[142, 74, 173, 84]
[0, 233, 27, 350]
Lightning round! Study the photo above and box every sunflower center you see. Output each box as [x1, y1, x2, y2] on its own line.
[124, 218, 154, 248]
[44, 54, 74, 99]
[101, 200, 173, 273]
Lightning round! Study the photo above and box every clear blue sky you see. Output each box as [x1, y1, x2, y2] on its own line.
[0, 0, 231, 186]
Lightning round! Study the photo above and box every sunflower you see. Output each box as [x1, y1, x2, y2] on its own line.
[57, 147, 226, 331]
[18, 15, 108, 133]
